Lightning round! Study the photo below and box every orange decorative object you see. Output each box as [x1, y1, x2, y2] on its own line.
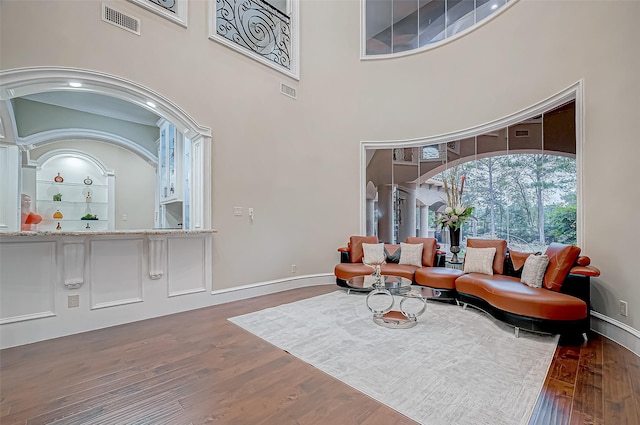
[53, 210, 63, 219]
[54, 172, 64, 183]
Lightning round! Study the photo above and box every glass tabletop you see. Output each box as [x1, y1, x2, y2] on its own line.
[345, 275, 412, 294]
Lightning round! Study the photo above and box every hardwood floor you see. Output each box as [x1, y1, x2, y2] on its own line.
[1, 285, 639, 425]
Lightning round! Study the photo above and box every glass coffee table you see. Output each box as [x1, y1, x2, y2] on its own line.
[346, 275, 446, 329]
[343, 274, 412, 294]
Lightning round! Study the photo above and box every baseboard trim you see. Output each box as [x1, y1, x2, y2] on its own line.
[210, 273, 335, 305]
[591, 310, 640, 357]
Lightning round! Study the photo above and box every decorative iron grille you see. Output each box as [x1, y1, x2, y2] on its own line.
[147, 0, 177, 14]
[216, 0, 291, 70]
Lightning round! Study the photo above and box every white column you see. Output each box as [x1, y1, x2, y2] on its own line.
[377, 184, 394, 243]
[365, 198, 375, 236]
[419, 205, 430, 237]
[404, 186, 417, 240]
[0, 145, 19, 231]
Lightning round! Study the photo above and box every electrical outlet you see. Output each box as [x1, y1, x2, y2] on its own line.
[68, 295, 80, 308]
[620, 300, 628, 317]
[291, 264, 297, 274]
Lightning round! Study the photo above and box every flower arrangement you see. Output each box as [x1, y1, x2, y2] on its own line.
[435, 167, 475, 231]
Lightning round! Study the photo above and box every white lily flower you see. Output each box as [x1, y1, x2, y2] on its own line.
[444, 206, 453, 214]
[454, 206, 465, 215]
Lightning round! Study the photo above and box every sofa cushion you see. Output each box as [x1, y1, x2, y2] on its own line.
[349, 236, 378, 263]
[455, 273, 587, 321]
[362, 243, 385, 265]
[466, 238, 507, 275]
[334, 262, 418, 281]
[414, 267, 464, 290]
[384, 244, 401, 263]
[463, 247, 496, 275]
[520, 254, 549, 288]
[543, 243, 581, 292]
[380, 263, 420, 280]
[405, 237, 438, 267]
[334, 262, 376, 280]
[399, 243, 423, 267]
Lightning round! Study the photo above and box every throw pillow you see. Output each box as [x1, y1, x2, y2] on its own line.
[463, 247, 497, 275]
[384, 244, 401, 263]
[399, 243, 423, 267]
[362, 243, 385, 265]
[520, 254, 550, 288]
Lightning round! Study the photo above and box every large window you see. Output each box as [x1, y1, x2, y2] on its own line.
[364, 100, 577, 253]
[364, 0, 510, 56]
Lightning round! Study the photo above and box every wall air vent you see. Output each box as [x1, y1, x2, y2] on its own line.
[280, 83, 297, 99]
[515, 130, 529, 137]
[102, 4, 141, 35]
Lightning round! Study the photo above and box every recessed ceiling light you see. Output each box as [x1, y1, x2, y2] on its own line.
[146, 101, 156, 108]
[68, 82, 83, 88]
[491, 3, 498, 9]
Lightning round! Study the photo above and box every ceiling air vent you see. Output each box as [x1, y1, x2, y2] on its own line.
[102, 4, 141, 35]
[515, 129, 529, 137]
[280, 83, 297, 99]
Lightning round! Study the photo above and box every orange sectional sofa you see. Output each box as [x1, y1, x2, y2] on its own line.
[334, 236, 600, 338]
[333, 235, 451, 293]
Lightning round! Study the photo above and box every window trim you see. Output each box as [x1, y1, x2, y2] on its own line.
[128, 0, 188, 28]
[208, 0, 300, 80]
[359, 80, 585, 247]
[360, 0, 519, 60]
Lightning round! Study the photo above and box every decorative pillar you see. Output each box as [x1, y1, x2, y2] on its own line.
[399, 185, 417, 241]
[63, 237, 85, 289]
[366, 198, 375, 236]
[377, 184, 394, 243]
[419, 205, 430, 237]
[147, 235, 165, 280]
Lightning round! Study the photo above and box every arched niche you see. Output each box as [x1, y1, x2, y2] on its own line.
[34, 149, 116, 232]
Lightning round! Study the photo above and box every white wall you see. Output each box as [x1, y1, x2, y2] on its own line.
[1, 0, 638, 336]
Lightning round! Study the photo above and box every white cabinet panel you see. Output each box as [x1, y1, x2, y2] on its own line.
[0, 241, 56, 323]
[167, 236, 206, 296]
[90, 238, 143, 308]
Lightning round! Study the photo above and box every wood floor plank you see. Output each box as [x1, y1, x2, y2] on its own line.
[2, 285, 639, 425]
[549, 345, 581, 384]
[570, 336, 603, 425]
[603, 337, 640, 425]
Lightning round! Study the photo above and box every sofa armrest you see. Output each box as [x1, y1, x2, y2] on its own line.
[570, 265, 600, 277]
[338, 246, 351, 263]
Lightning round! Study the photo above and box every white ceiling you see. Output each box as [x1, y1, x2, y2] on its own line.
[22, 91, 160, 127]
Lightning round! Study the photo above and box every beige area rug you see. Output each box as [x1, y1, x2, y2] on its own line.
[228, 290, 558, 425]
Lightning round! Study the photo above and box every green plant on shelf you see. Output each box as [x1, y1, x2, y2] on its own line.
[53, 193, 62, 201]
[81, 213, 98, 220]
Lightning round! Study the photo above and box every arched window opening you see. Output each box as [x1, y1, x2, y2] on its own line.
[364, 99, 577, 256]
